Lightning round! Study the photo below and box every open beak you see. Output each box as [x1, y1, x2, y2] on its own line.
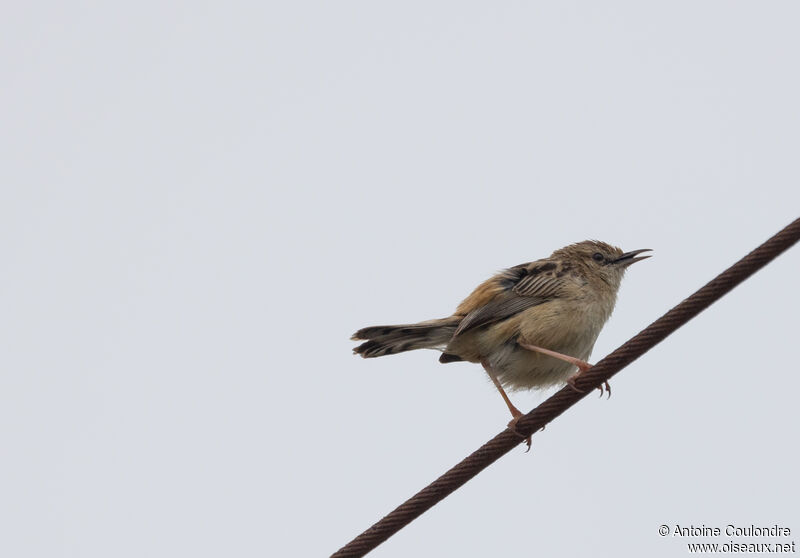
[613, 248, 653, 267]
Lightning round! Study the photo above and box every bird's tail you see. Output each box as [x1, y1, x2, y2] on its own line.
[351, 317, 459, 358]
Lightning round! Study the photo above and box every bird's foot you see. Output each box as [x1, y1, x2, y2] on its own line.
[506, 411, 532, 452]
[567, 370, 611, 399]
[566, 373, 586, 393]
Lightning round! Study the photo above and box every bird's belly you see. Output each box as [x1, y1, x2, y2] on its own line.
[447, 298, 610, 391]
[489, 344, 583, 391]
[488, 308, 603, 391]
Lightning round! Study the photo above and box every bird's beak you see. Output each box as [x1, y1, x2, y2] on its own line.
[613, 248, 653, 267]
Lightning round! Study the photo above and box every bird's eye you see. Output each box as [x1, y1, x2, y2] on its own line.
[592, 252, 604, 262]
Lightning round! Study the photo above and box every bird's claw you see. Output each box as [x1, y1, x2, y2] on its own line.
[597, 380, 612, 399]
[507, 416, 532, 452]
[568, 373, 611, 399]
[566, 375, 585, 393]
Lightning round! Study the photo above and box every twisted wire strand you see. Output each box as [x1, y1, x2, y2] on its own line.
[332, 217, 800, 558]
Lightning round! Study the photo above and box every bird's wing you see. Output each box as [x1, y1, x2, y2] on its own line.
[453, 294, 545, 336]
[512, 268, 566, 298]
[453, 261, 567, 337]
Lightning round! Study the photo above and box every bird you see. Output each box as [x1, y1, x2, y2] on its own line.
[351, 240, 651, 448]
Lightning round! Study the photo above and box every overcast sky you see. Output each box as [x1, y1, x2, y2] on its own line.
[2, 2, 799, 557]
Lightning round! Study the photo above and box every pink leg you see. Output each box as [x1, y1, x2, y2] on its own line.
[481, 361, 531, 451]
[518, 342, 610, 398]
[518, 342, 592, 371]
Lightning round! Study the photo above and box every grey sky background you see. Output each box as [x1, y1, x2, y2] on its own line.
[2, 2, 799, 557]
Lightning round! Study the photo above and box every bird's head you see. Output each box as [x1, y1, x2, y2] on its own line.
[552, 240, 652, 291]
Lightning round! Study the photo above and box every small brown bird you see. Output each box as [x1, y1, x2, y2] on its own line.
[352, 240, 651, 447]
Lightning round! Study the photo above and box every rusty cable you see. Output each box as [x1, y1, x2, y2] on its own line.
[332, 216, 800, 558]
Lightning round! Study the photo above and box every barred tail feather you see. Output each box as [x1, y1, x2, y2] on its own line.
[351, 317, 458, 358]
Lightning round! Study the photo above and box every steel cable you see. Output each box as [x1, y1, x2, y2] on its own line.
[332, 216, 800, 558]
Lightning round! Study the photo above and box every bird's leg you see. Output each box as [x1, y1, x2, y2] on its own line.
[481, 360, 531, 450]
[518, 342, 610, 398]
